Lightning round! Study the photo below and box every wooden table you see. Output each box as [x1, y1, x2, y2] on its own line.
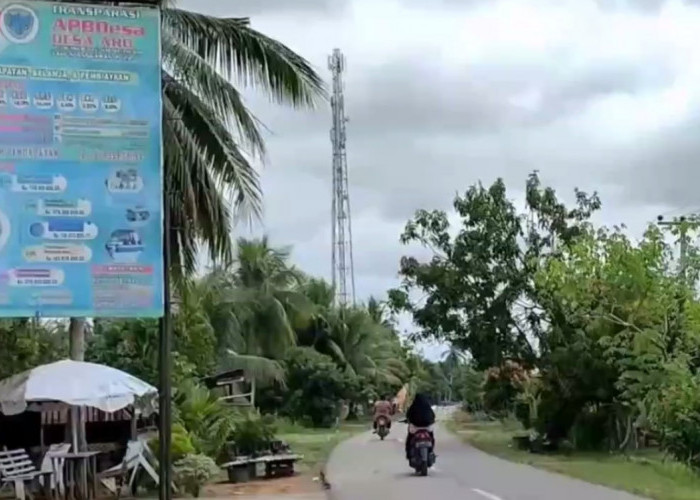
[222, 453, 303, 483]
[50, 452, 100, 500]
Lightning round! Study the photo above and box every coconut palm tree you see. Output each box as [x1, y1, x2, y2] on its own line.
[69, 5, 323, 358]
[296, 278, 346, 360]
[160, 9, 323, 273]
[231, 237, 312, 358]
[294, 285, 408, 386]
[366, 296, 394, 329]
[326, 306, 405, 386]
[179, 238, 311, 383]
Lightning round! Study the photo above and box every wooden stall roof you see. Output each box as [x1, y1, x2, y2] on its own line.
[202, 369, 246, 389]
[41, 407, 133, 425]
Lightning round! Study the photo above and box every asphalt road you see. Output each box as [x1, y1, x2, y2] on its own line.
[326, 420, 648, 500]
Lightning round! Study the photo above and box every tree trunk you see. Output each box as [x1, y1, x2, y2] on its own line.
[68, 317, 87, 450]
[69, 317, 85, 361]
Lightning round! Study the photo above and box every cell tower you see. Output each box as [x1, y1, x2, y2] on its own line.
[329, 48, 356, 307]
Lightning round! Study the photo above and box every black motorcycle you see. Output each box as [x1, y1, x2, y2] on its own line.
[401, 418, 436, 476]
[409, 427, 436, 476]
[376, 415, 390, 440]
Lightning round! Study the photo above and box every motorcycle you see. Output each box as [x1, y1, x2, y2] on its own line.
[376, 415, 390, 440]
[408, 426, 435, 476]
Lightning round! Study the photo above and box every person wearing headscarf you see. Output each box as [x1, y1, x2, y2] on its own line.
[405, 393, 436, 458]
[372, 394, 394, 432]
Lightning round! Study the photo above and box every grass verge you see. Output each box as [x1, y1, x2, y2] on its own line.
[278, 421, 368, 475]
[447, 412, 700, 500]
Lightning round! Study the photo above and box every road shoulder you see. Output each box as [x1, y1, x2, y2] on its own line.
[447, 414, 700, 500]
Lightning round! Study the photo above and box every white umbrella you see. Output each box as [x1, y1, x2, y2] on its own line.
[0, 359, 157, 416]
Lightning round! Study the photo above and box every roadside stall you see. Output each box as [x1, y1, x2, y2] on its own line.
[0, 360, 157, 499]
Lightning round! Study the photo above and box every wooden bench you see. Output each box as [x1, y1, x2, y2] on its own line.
[0, 449, 53, 500]
[222, 453, 303, 483]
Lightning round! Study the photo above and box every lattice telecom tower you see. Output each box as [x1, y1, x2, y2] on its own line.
[329, 48, 356, 307]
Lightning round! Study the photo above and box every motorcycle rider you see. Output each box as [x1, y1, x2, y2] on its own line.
[405, 393, 436, 459]
[373, 394, 394, 433]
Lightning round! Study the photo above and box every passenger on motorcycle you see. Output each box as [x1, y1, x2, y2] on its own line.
[373, 395, 394, 433]
[405, 393, 435, 458]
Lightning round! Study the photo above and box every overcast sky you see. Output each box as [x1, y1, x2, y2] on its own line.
[178, 0, 700, 358]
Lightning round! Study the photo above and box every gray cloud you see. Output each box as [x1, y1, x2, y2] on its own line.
[185, 0, 700, 316]
[344, 55, 673, 137]
[244, 48, 673, 201]
[177, 0, 348, 16]
[618, 114, 700, 207]
[249, 45, 673, 144]
[400, 0, 674, 14]
[246, 49, 675, 223]
[595, 0, 671, 14]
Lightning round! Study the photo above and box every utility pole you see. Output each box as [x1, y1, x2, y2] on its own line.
[329, 48, 356, 307]
[657, 215, 689, 281]
[657, 214, 693, 354]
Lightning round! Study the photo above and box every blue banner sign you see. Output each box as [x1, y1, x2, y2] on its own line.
[0, 1, 163, 317]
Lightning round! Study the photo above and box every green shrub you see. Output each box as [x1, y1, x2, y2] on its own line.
[264, 347, 354, 428]
[569, 406, 609, 451]
[174, 379, 238, 458]
[173, 454, 219, 498]
[150, 423, 196, 461]
[647, 362, 700, 467]
[458, 366, 485, 412]
[228, 412, 277, 456]
[514, 401, 532, 428]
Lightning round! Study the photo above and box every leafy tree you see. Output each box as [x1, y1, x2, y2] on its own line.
[88, 319, 200, 386]
[646, 359, 700, 466]
[531, 221, 700, 449]
[482, 360, 529, 416]
[454, 364, 484, 412]
[389, 172, 599, 369]
[267, 347, 354, 428]
[0, 320, 67, 380]
[388, 178, 528, 369]
[88, 319, 161, 385]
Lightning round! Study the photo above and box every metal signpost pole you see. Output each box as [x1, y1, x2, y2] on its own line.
[158, 184, 172, 500]
[155, 2, 171, 499]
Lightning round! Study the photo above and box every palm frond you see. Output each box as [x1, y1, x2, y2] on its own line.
[163, 33, 265, 156]
[164, 76, 262, 220]
[162, 9, 326, 107]
[159, 7, 323, 280]
[323, 338, 348, 366]
[222, 350, 285, 385]
[163, 95, 235, 269]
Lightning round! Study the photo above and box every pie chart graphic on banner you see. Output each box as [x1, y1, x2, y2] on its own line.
[0, 210, 10, 253]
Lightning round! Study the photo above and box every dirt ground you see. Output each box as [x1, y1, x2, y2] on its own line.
[202, 475, 321, 497]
